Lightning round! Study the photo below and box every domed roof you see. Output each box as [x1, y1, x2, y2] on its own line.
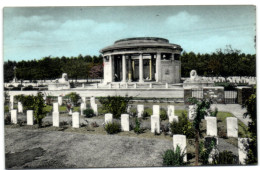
[100, 37, 182, 53]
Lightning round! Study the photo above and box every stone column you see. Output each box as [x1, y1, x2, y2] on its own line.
[122, 54, 126, 82]
[149, 57, 152, 80]
[128, 55, 132, 82]
[156, 53, 161, 82]
[139, 53, 144, 83]
[110, 55, 114, 82]
[132, 60, 135, 80]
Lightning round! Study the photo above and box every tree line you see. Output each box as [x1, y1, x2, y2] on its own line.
[4, 54, 103, 82]
[4, 46, 256, 82]
[181, 45, 256, 77]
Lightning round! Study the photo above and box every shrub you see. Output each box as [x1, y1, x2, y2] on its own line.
[163, 146, 186, 166]
[104, 122, 121, 134]
[91, 122, 99, 128]
[99, 96, 132, 119]
[23, 85, 34, 91]
[4, 114, 11, 125]
[215, 150, 238, 165]
[83, 108, 95, 118]
[199, 140, 217, 165]
[144, 108, 153, 116]
[133, 118, 144, 134]
[160, 109, 168, 120]
[170, 112, 195, 138]
[65, 92, 80, 106]
[141, 111, 149, 120]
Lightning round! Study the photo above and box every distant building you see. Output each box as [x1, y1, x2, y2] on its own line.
[100, 37, 182, 84]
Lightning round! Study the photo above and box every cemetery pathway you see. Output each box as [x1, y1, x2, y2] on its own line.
[211, 104, 250, 126]
[5, 128, 172, 168]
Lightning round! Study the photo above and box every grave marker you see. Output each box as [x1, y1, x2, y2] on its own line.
[72, 112, 80, 128]
[27, 110, 34, 125]
[151, 115, 160, 133]
[173, 135, 187, 162]
[121, 114, 130, 131]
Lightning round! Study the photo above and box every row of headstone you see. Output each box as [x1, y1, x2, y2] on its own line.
[104, 113, 129, 131]
[10, 109, 34, 125]
[200, 76, 256, 84]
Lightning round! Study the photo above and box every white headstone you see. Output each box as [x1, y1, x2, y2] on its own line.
[121, 114, 129, 131]
[58, 96, 63, 106]
[226, 117, 238, 138]
[238, 138, 249, 165]
[151, 115, 160, 133]
[18, 102, 23, 113]
[149, 83, 153, 88]
[169, 115, 179, 123]
[11, 109, 17, 124]
[153, 105, 160, 116]
[52, 103, 59, 127]
[53, 103, 59, 113]
[53, 111, 59, 127]
[173, 135, 187, 162]
[134, 83, 137, 89]
[81, 96, 86, 104]
[105, 113, 113, 124]
[206, 117, 217, 137]
[90, 96, 95, 108]
[188, 105, 196, 120]
[167, 105, 175, 117]
[93, 104, 98, 115]
[27, 110, 34, 125]
[165, 83, 168, 89]
[125, 83, 128, 89]
[80, 103, 86, 115]
[109, 83, 112, 89]
[69, 109, 73, 115]
[137, 105, 144, 118]
[10, 95, 14, 110]
[72, 112, 80, 128]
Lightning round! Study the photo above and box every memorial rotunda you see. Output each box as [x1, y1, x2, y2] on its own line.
[100, 37, 183, 84]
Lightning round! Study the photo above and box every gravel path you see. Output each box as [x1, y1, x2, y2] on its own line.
[5, 128, 172, 168]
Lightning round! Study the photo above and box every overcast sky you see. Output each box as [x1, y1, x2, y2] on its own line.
[3, 6, 256, 61]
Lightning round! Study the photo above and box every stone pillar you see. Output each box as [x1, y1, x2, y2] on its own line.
[137, 105, 144, 118]
[149, 58, 152, 80]
[72, 112, 80, 128]
[58, 96, 62, 106]
[90, 96, 95, 109]
[206, 117, 217, 137]
[27, 110, 34, 125]
[173, 135, 187, 162]
[132, 60, 135, 80]
[167, 105, 175, 118]
[121, 114, 130, 131]
[11, 109, 17, 124]
[53, 103, 59, 127]
[122, 54, 126, 82]
[238, 138, 249, 165]
[128, 56, 132, 82]
[156, 53, 161, 82]
[139, 53, 144, 83]
[151, 115, 160, 133]
[226, 117, 238, 138]
[153, 105, 160, 116]
[105, 113, 113, 124]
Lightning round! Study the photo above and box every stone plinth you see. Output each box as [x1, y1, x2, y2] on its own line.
[167, 105, 175, 117]
[137, 105, 144, 118]
[121, 114, 130, 131]
[27, 110, 34, 125]
[151, 115, 160, 133]
[153, 105, 160, 116]
[226, 117, 238, 138]
[206, 117, 217, 137]
[173, 135, 187, 162]
[105, 113, 113, 124]
[11, 109, 17, 124]
[72, 112, 80, 128]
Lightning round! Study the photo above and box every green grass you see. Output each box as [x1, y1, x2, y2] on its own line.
[4, 105, 9, 112]
[43, 105, 52, 113]
[174, 110, 187, 117]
